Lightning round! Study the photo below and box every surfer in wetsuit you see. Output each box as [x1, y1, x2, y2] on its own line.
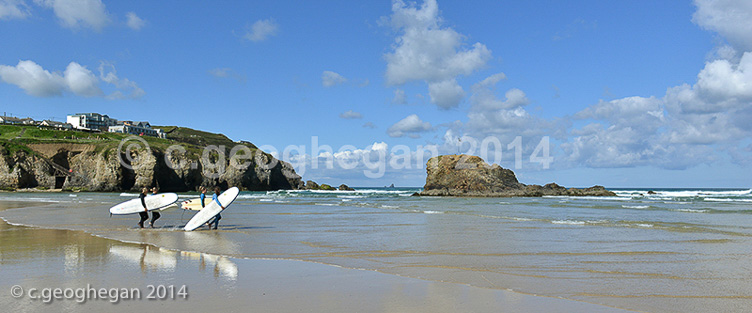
[149, 187, 161, 227]
[207, 186, 226, 230]
[138, 187, 149, 228]
[199, 186, 207, 208]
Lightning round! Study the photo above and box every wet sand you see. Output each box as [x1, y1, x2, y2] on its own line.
[0, 203, 626, 312]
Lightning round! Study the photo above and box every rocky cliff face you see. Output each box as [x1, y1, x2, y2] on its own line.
[0, 143, 302, 192]
[419, 155, 615, 197]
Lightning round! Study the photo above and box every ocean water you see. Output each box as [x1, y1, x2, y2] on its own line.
[2, 187, 752, 312]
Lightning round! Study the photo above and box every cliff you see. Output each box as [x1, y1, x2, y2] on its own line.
[0, 125, 302, 192]
[419, 155, 615, 197]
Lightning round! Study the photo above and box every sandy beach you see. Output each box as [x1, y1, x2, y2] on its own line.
[3, 188, 752, 312]
[0, 201, 626, 312]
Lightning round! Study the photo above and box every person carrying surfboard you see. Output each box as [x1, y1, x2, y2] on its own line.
[149, 187, 161, 227]
[138, 188, 149, 228]
[207, 187, 226, 230]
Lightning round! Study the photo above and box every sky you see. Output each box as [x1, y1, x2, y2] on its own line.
[1, 0, 752, 188]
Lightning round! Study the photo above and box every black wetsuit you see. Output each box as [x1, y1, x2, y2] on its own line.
[150, 193, 161, 226]
[138, 193, 149, 228]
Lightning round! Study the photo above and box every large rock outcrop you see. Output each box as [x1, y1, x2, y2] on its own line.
[0, 143, 302, 192]
[419, 155, 615, 197]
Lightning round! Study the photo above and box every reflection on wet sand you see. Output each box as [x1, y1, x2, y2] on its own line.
[181, 251, 238, 280]
[0, 217, 238, 281]
[107, 243, 238, 280]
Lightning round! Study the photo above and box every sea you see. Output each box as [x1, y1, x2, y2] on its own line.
[2, 187, 752, 312]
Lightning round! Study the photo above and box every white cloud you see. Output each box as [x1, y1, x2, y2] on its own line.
[559, 0, 752, 170]
[469, 73, 533, 112]
[339, 110, 362, 119]
[0, 0, 30, 19]
[322, 70, 347, 87]
[428, 79, 465, 109]
[693, 53, 752, 104]
[387, 114, 432, 138]
[98, 62, 144, 99]
[35, 0, 110, 31]
[384, 0, 491, 108]
[693, 0, 752, 52]
[125, 11, 145, 30]
[64, 62, 102, 97]
[0, 60, 66, 97]
[0, 60, 144, 99]
[363, 122, 377, 129]
[244, 18, 278, 42]
[465, 73, 542, 138]
[563, 52, 752, 169]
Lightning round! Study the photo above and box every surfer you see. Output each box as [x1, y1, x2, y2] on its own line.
[199, 186, 207, 208]
[149, 187, 161, 227]
[138, 188, 149, 228]
[207, 187, 226, 230]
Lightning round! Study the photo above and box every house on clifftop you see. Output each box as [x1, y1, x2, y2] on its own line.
[66, 113, 165, 138]
[109, 121, 165, 138]
[67, 113, 117, 131]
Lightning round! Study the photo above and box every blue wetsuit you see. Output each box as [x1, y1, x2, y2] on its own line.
[208, 193, 223, 229]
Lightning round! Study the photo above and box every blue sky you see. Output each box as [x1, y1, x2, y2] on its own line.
[2, 0, 751, 188]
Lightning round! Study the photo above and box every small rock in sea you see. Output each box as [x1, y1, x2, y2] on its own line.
[338, 184, 355, 191]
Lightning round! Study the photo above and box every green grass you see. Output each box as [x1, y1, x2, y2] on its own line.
[1, 124, 273, 162]
[0, 142, 34, 155]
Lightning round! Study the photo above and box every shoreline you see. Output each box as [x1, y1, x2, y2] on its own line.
[0, 204, 629, 312]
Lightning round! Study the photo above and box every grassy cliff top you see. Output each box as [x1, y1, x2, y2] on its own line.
[0, 124, 261, 157]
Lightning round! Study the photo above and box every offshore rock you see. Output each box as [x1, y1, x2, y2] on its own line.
[419, 155, 616, 197]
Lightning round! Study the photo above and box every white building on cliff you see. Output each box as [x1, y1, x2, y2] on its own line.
[109, 121, 165, 138]
[67, 113, 117, 131]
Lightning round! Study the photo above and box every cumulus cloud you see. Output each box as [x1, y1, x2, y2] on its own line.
[0, 60, 66, 97]
[557, 2, 752, 169]
[125, 11, 145, 30]
[339, 110, 362, 119]
[387, 114, 432, 138]
[693, 0, 752, 52]
[428, 79, 465, 109]
[465, 73, 544, 138]
[384, 0, 491, 109]
[563, 52, 752, 168]
[244, 18, 278, 42]
[363, 122, 377, 129]
[469, 73, 533, 112]
[321, 70, 347, 87]
[64, 62, 102, 97]
[0, 60, 104, 97]
[36, 0, 110, 31]
[0, 60, 143, 99]
[0, 0, 30, 19]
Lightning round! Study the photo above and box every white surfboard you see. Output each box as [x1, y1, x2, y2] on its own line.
[109, 193, 179, 215]
[159, 203, 179, 211]
[184, 187, 240, 231]
[180, 198, 207, 211]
